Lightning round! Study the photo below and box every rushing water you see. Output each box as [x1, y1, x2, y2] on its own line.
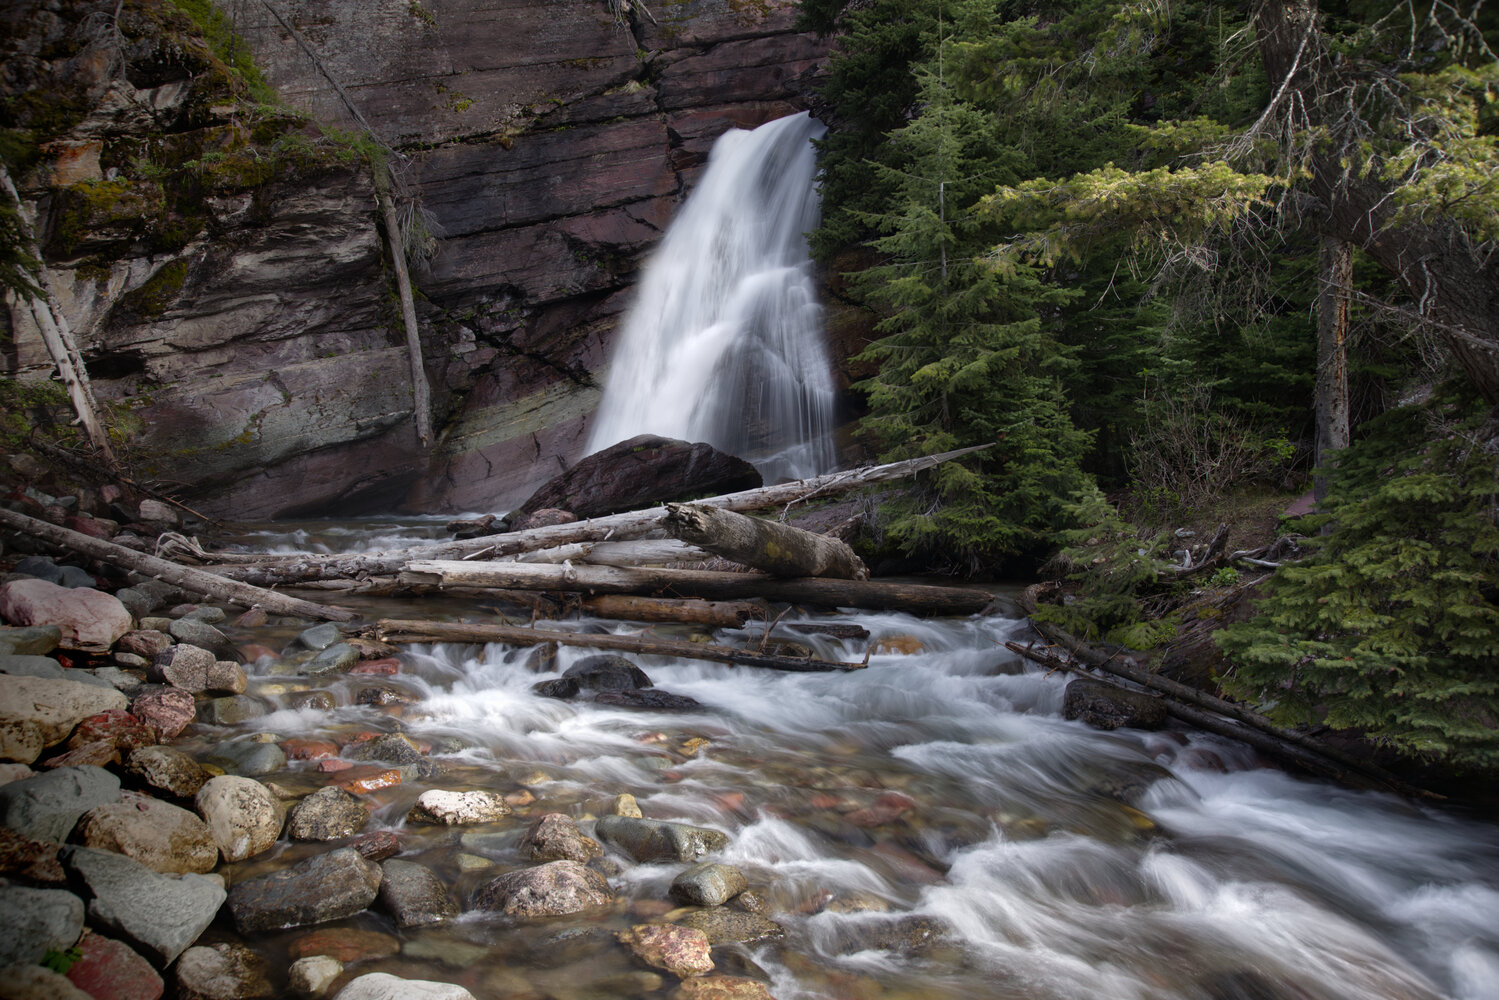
[217, 521, 1499, 1000]
[585, 112, 837, 484]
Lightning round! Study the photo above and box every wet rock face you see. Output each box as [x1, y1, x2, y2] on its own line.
[3, 0, 827, 519]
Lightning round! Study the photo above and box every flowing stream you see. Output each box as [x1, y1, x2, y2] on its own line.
[586, 112, 837, 484]
[212, 522, 1499, 1000]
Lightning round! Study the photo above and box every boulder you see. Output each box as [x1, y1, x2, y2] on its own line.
[562, 655, 653, 691]
[377, 859, 458, 927]
[0, 765, 120, 842]
[0, 579, 132, 652]
[175, 943, 273, 1000]
[194, 776, 283, 862]
[126, 745, 209, 798]
[512, 435, 761, 522]
[130, 688, 196, 738]
[332, 974, 476, 1000]
[669, 863, 748, 907]
[473, 859, 614, 920]
[593, 815, 729, 863]
[287, 786, 370, 841]
[617, 923, 714, 978]
[227, 848, 383, 933]
[675, 908, 785, 946]
[520, 812, 602, 863]
[0, 674, 128, 747]
[406, 789, 511, 826]
[64, 930, 165, 1000]
[0, 885, 84, 965]
[1063, 678, 1169, 731]
[57, 845, 227, 966]
[508, 507, 578, 531]
[77, 790, 219, 874]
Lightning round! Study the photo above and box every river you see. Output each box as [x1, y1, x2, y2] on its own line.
[208, 519, 1499, 1000]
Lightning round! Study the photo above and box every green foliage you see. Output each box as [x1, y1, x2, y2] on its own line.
[1217, 390, 1499, 772]
[166, 0, 280, 106]
[40, 947, 83, 975]
[0, 377, 73, 451]
[0, 178, 42, 301]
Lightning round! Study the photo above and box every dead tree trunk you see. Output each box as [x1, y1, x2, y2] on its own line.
[663, 503, 868, 580]
[376, 184, 433, 446]
[580, 595, 766, 628]
[0, 509, 357, 622]
[1314, 236, 1352, 504]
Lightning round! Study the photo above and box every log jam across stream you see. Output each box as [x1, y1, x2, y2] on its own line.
[157, 518, 1499, 1000]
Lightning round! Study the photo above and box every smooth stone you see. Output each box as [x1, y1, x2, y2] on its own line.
[353, 685, 417, 706]
[138, 618, 174, 632]
[126, 745, 209, 798]
[64, 929, 165, 1000]
[349, 830, 402, 862]
[612, 792, 643, 817]
[302, 643, 359, 676]
[112, 588, 156, 621]
[671, 975, 777, 1000]
[57, 565, 99, 589]
[562, 654, 653, 691]
[0, 765, 120, 842]
[12, 556, 65, 584]
[180, 606, 227, 625]
[228, 848, 383, 933]
[826, 914, 949, 955]
[406, 789, 511, 825]
[332, 973, 476, 1000]
[595, 688, 702, 710]
[676, 908, 785, 946]
[58, 845, 227, 966]
[0, 716, 44, 763]
[77, 790, 218, 874]
[520, 812, 602, 863]
[377, 859, 458, 927]
[0, 762, 33, 786]
[670, 863, 749, 907]
[594, 815, 730, 863]
[286, 927, 399, 963]
[206, 660, 248, 695]
[89, 666, 145, 693]
[199, 695, 269, 726]
[288, 955, 342, 998]
[175, 942, 273, 1000]
[117, 631, 172, 659]
[617, 923, 714, 978]
[0, 579, 131, 652]
[195, 775, 283, 862]
[166, 619, 238, 660]
[130, 688, 196, 738]
[287, 691, 336, 711]
[297, 624, 343, 651]
[0, 625, 62, 655]
[0, 965, 95, 999]
[473, 859, 614, 920]
[0, 885, 84, 965]
[0, 674, 128, 746]
[204, 740, 287, 778]
[399, 937, 488, 966]
[287, 786, 370, 841]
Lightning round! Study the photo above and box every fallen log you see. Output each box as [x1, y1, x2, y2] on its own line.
[398, 560, 993, 616]
[195, 445, 991, 586]
[580, 595, 768, 628]
[371, 619, 867, 672]
[0, 509, 357, 622]
[663, 503, 868, 580]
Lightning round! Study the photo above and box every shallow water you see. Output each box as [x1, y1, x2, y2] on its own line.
[209, 529, 1499, 1000]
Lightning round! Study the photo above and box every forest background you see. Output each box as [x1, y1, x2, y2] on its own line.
[797, 0, 1499, 777]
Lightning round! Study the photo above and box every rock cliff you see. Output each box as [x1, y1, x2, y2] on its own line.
[1, 0, 827, 517]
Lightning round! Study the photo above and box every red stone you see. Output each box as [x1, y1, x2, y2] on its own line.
[130, 688, 195, 738]
[64, 517, 114, 542]
[844, 792, 916, 829]
[315, 759, 354, 773]
[234, 609, 270, 628]
[238, 642, 277, 661]
[41, 739, 121, 769]
[330, 765, 407, 794]
[281, 738, 339, 761]
[503, 789, 536, 807]
[0, 827, 65, 883]
[68, 710, 158, 752]
[286, 927, 399, 963]
[349, 657, 400, 676]
[349, 829, 402, 862]
[66, 930, 164, 1000]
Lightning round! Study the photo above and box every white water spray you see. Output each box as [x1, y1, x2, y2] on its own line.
[586, 112, 836, 483]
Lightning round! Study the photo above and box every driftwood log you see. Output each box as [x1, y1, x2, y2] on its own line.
[398, 560, 993, 615]
[579, 595, 767, 628]
[0, 509, 357, 622]
[194, 445, 991, 587]
[663, 503, 868, 580]
[372, 619, 867, 672]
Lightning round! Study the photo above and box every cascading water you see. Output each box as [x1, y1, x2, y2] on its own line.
[586, 112, 836, 483]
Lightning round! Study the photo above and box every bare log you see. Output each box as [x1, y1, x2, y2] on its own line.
[372, 619, 866, 672]
[663, 503, 868, 580]
[399, 560, 993, 615]
[0, 508, 357, 622]
[580, 595, 767, 628]
[196, 445, 991, 586]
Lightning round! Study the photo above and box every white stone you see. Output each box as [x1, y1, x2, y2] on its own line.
[332, 973, 476, 1000]
[407, 789, 510, 825]
[194, 776, 283, 862]
[0, 674, 127, 747]
[289, 955, 343, 997]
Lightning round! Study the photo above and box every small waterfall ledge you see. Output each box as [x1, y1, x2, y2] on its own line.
[586, 112, 837, 484]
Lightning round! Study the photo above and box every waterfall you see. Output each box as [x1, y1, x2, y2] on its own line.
[586, 112, 836, 483]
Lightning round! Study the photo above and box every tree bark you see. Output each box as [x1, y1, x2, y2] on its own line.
[663, 503, 869, 580]
[1314, 236, 1352, 503]
[377, 184, 433, 447]
[371, 619, 867, 672]
[398, 560, 994, 615]
[0, 508, 357, 622]
[579, 595, 767, 628]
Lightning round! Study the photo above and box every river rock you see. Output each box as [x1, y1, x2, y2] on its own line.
[297, 624, 343, 651]
[130, 688, 196, 738]
[0, 765, 120, 842]
[204, 740, 286, 778]
[126, 745, 209, 798]
[0, 579, 132, 652]
[350, 830, 403, 862]
[288, 955, 342, 998]
[827, 914, 949, 955]
[286, 928, 399, 964]
[0, 717, 45, 763]
[617, 923, 714, 978]
[77, 790, 218, 874]
[199, 695, 269, 726]
[670, 863, 748, 907]
[0, 674, 129, 747]
[343, 732, 424, 766]
[0, 826, 64, 883]
[1063, 678, 1169, 731]
[332, 974, 477, 1000]
[287, 786, 370, 841]
[520, 812, 602, 863]
[118, 630, 173, 660]
[378, 859, 458, 927]
[64, 930, 165, 1000]
[175, 943, 273, 1000]
[595, 689, 703, 710]
[671, 976, 777, 1000]
[227, 848, 383, 933]
[473, 859, 614, 919]
[594, 815, 729, 863]
[195, 776, 283, 862]
[303, 643, 359, 676]
[512, 435, 762, 522]
[0, 624, 62, 655]
[407, 789, 511, 825]
[0, 965, 95, 1000]
[112, 588, 156, 622]
[675, 908, 785, 946]
[562, 654, 653, 691]
[57, 845, 227, 966]
[152, 644, 217, 692]
[612, 792, 643, 818]
[0, 885, 84, 965]
[167, 619, 239, 661]
[67, 709, 157, 754]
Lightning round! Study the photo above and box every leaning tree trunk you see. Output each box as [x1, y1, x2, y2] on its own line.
[662, 503, 869, 579]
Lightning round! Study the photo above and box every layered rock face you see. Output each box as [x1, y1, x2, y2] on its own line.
[2, 0, 826, 516]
